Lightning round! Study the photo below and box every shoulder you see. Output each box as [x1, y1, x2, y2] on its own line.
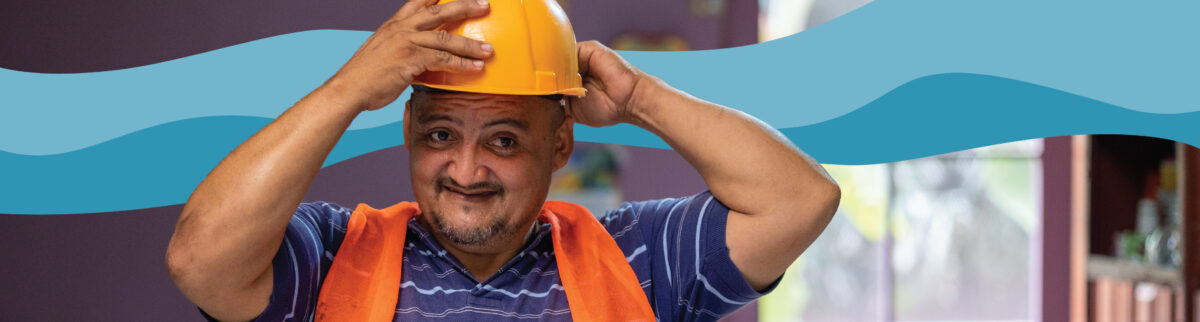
[294, 201, 353, 224]
[288, 201, 357, 256]
[601, 191, 728, 237]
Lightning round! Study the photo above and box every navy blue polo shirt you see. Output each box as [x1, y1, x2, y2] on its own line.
[239, 191, 774, 321]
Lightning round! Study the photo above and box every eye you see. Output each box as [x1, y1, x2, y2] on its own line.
[490, 137, 516, 149]
[428, 130, 452, 143]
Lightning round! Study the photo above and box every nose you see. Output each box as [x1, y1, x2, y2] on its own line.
[446, 143, 490, 186]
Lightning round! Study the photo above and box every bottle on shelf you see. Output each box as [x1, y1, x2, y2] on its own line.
[1139, 172, 1164, 265]
[1157, 157, 1181, 268]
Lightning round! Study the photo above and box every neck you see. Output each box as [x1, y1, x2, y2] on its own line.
[417, 217, 536, 281]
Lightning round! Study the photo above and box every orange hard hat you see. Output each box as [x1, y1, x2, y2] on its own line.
[412, 0, 586, 97]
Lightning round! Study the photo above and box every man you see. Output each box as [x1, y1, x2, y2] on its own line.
[165, 0, 841, 320]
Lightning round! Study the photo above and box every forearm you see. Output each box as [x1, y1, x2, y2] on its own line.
[166, 81, 361, 318]
[627, 76, 838, 216]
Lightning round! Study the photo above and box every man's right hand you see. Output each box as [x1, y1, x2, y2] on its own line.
[328, 0, 493, 112]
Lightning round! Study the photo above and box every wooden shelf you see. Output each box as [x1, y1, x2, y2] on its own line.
[1063, 135, 1199, 322]
[1086, 255, 1181, 287]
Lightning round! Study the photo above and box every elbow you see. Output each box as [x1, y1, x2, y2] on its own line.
[768, 170, 842, 223]
[805, 174, 840, 225]
[165, 205, 207, 294]
[165, 242, 220, 308]
[165, 229, 197, 293]
[165, 255, 190, 295]
[821, 178, 841, 221]
[164, 208, 228, 312]
[165, 244, 210, 311]
[793, 176, 840, 243]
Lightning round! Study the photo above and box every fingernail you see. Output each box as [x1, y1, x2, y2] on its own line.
[481, 43, 493, 52]
[473, 60, 484, 68]
[477, 0, 488, 6]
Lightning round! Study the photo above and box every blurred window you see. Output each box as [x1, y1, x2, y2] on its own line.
[759, 139, 1042, 321]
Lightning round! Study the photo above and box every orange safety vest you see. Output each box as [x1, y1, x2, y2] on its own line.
[314, 201, 656, 322]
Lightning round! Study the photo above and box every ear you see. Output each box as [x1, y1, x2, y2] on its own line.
[403, 100, 413, 151]
[552, 112, 574, 171]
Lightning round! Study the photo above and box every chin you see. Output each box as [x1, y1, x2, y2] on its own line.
[427, 206, 510, 247]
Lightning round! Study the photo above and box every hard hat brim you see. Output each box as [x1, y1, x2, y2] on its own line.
[414, 82, 587, 97]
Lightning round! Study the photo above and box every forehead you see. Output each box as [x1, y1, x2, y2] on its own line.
[412, 92, 558, 124]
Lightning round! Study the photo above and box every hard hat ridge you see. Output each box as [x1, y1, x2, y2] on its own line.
[413, 0, 587, 97]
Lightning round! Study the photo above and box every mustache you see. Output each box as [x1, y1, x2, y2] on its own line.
[435, 176, 504, 195]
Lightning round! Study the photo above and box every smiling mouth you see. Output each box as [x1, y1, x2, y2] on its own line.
[442, 185, 499, 202]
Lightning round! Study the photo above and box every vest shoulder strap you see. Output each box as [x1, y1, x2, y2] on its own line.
[539, 200, 655, 322]
[315, 202, 418, 322]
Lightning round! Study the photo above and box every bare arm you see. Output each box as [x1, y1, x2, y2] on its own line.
[569, 41, 840, 291]
[164, 0, 493, 320]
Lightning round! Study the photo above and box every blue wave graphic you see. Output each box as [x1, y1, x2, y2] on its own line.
[0, 115, 404, 215]
[0, 30, 394, 156]
[3, 73, 1197, 215]
[3, 1, 1199, 155]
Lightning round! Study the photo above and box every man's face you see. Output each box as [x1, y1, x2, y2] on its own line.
[405, 91, 571, 249]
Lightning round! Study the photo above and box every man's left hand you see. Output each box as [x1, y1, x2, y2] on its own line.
[567, 41, 656, 127]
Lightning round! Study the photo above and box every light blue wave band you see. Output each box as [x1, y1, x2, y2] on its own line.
[3, 1, 1199, 156]
[3, 73, 1197, 215]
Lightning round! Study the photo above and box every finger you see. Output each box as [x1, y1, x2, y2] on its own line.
[393, 0, 439, 21]
[406, 0, 490, 31]
[576, 41, 595, 75]
[419, 47, 484, 73]
[411, 30, 493, 59]
[576, 40, 607, 76]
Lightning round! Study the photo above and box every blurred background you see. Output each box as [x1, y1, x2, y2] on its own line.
[752, 139, 1041, 322]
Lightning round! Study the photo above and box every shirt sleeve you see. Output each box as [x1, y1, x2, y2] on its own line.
[601, 191, 780, 321]
[236, 201, 352, 322]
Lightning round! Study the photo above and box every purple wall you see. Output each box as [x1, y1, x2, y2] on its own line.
[2, 0, 759, 73]
[1041, 136, 1072, 322]
[0, 205, 200, 321]
[568, 0, 759, 50]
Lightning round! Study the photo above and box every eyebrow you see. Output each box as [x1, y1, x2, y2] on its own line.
[417, 114, 462, 126]
[483, 118, 529, 131]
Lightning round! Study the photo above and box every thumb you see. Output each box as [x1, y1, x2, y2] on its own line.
[566, 96, 601, 126]
[565, 96, 591, 124]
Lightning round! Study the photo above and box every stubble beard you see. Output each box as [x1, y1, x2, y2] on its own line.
[428, 207, 511, 246]
[428, 176, 515, 246]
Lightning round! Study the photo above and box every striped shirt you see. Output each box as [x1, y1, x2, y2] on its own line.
[229, 191, 774, 321]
